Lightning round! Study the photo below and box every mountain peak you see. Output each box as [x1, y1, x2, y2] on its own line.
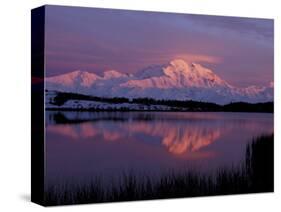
[46, 61, 273, 104]
[103, 70, 127, 79]
[66, 70, 82, 77]
[46, 70, 100, 88]
[64, 70, 97, 78]
[169, 59, 189, 70]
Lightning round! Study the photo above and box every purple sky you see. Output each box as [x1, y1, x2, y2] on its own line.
[45, 5, 273, 87]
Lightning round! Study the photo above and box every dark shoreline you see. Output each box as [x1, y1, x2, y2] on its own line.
[46, 108, 273, 113]
[46, 91, 274, 113]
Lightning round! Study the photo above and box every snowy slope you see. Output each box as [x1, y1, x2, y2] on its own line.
[46, 59, 273, 105]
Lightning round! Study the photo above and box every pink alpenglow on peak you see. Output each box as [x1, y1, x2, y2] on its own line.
[46, 59, 273, 105]
[46, 70, 101, 87]
[169, 59, 190, 71]
[103, 70, 128, 79]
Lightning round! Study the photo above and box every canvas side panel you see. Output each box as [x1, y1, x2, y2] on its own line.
[31, 6, 45, 206]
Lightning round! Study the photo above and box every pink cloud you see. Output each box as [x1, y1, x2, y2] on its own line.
[172, 53, 222, 64]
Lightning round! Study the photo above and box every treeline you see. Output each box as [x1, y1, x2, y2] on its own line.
[50, 92, 129, 106]
[222, 102, 273, 113]
[48, 91, 273, 113]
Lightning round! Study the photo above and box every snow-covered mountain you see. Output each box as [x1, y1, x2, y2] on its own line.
[46, 59, 273, 105]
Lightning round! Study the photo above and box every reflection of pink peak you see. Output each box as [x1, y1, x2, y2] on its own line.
[103, 132, 123, 141]
[47, 125, 80, 139]
[47, 121, 221, 155]
[124, 121, 222, 155]
[47, 122, 126, 142]
[80, 123, 99, 138]
[162, 129, 221, 155]
[47, 123, 99, 139]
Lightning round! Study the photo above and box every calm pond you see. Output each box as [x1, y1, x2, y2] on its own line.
[45, 111, 273, 188]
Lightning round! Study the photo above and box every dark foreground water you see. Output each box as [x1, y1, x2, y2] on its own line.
[45, 112, 273, 205]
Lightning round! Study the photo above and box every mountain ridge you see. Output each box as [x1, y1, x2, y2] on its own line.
[46, 59, 273, 105]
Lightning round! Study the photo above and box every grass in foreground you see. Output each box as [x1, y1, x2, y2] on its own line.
[44, 134, 273, 206]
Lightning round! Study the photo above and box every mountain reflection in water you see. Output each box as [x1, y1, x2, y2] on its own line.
[47, 119, 225, 156]
[46, 111, 273, 156]
[45, 111, 273, 185]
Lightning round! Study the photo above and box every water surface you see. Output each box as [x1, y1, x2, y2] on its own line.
[45, 112, 273, 187]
